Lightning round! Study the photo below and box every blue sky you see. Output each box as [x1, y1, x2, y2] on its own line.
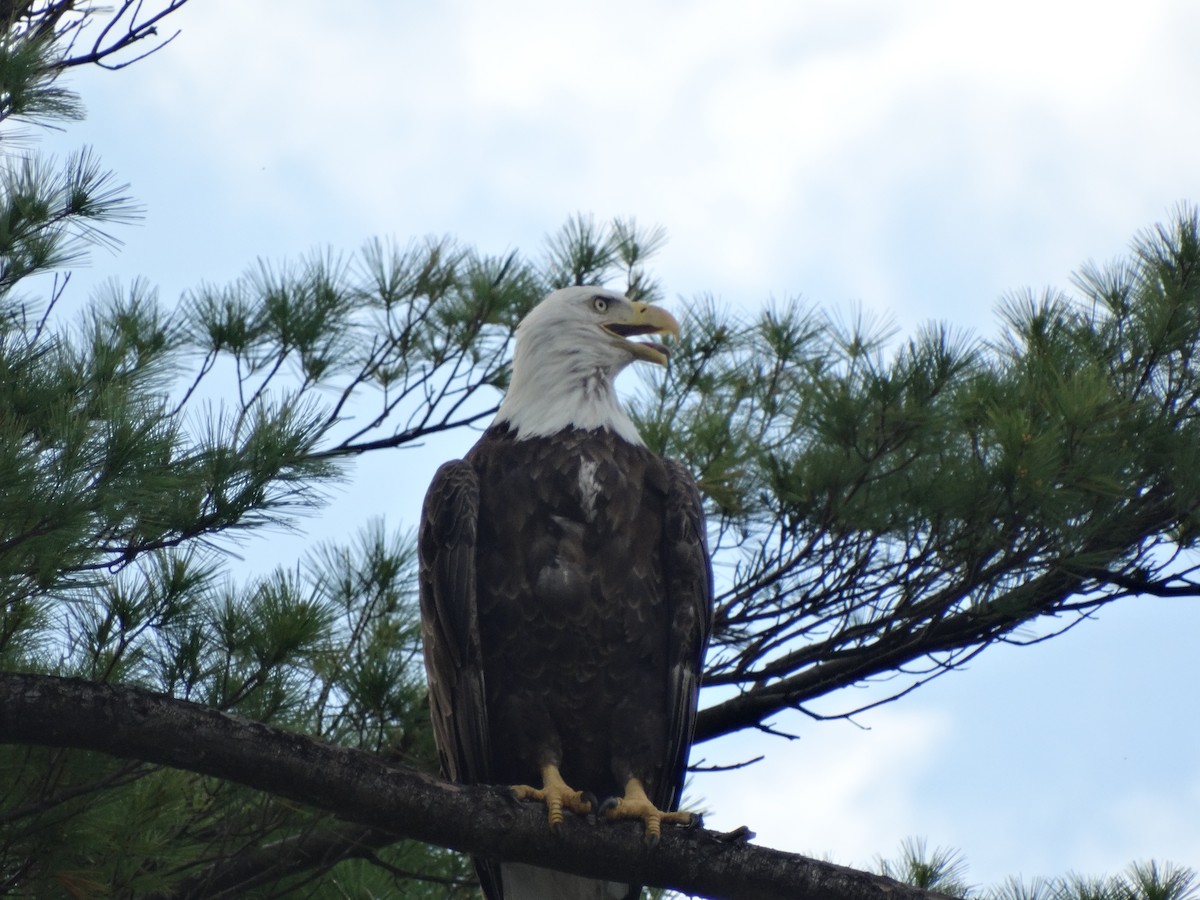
[37, 0, 1200, 887]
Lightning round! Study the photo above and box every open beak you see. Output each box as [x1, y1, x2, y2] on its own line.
[601, 301, 681, 366]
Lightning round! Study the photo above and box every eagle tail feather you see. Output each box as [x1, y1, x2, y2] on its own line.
[500, 863, 635, 900]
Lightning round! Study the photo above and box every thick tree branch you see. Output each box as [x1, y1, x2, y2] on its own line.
[0, 673, 948, 900]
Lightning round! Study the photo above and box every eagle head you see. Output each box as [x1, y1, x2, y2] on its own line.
[494, 286, 681, 443]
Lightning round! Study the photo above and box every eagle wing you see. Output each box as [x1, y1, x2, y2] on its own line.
[657, 458, 714, 814]
[417, 459, 491, 788]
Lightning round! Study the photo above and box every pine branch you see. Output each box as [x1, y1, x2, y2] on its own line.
[156, 824, 395, 899]
[49, 1, 192, 72]
[0, 672, 953, 900]
[694, 545, 1109, 742]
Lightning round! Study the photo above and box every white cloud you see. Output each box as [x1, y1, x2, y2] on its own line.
[693, 695, 1200, 886]
[91, 0, 1200, 324]
[694, 707, 952, 868]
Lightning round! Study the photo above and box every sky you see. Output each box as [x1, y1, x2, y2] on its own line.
[34, 0, 1200, 889]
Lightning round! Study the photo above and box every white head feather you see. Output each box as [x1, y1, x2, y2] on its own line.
[494, 286, 678, 445]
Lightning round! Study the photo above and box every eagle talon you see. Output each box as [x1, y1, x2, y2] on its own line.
[602, 777, 697, 846]
[581, 791, 599, 824]
[511, 764, 593, 833]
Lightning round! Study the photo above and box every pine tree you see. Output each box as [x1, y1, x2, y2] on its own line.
[3, 4, 1200, 897]
[0, 4, 476, 895]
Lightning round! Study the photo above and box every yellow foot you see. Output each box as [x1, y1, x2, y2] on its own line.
[601, 777, 699, 846]
[511, 764, 595, 833]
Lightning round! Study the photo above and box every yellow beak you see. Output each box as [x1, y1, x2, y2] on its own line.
[602, 301, 681, 366]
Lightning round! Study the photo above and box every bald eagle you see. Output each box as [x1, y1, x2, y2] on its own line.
[418, 286, 713, 899]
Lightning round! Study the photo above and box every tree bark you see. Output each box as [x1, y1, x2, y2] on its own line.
[0, 673, 948, 900]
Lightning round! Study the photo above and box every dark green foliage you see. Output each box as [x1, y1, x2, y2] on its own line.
[623, 205, 1200, 738]
[877, 837, 972, 897]
[0, 26, 84, 126]
[0, 518, 470, 896]
[0, 148, 138, 291]
[876, 839, 1197, 900]
[545, 211, 667, 301]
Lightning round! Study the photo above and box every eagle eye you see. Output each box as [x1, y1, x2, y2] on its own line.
[591, 296, 609, 314]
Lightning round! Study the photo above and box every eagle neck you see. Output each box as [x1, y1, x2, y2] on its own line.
[494, 356, 644, 445]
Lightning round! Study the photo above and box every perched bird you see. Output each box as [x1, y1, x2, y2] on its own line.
[418, 286, 713, 899]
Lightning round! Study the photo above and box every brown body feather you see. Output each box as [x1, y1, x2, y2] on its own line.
[419, 423, 712, 899]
